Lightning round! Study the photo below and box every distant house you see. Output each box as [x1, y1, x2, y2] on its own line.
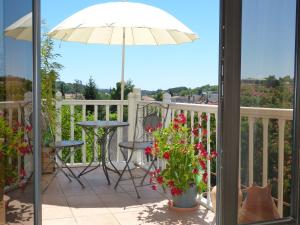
[64, 93, 85, 100]
[142, 96, 155, 101]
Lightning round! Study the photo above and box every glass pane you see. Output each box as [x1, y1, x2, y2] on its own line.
[0, 0, 34, 224]
[238, 0, 296, 223]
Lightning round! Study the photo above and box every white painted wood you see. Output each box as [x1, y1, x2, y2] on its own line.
[206, 113, 211, 204]
[262, 118, 269, 186]
[117, 105, 122, 161]
[278, 119, 286, 217]
[94, 105, 98, 161]
[191, 111, 195, 144]
[82, 105, 86, 164]
[248, 117, 255, 186]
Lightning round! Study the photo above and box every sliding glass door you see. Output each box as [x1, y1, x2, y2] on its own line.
[0, 0, 40, 224]
[219, 0, 300, 224]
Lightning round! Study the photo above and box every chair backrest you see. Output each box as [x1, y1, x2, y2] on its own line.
[133, 102, 170, 143]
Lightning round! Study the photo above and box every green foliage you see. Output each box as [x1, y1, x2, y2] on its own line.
[151, 114, 217, 195]
[110, 80, 134, 100]
[41, 30, 63, 144]
[0, 116, 31, 187]
[84, 77, 98, 100]
[240, 75, 293, 215]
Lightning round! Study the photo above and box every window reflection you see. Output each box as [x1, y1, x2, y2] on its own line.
[0, 0, 34, 224]
[238, 0, 296, 223]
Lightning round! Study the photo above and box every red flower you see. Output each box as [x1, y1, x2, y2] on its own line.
[155, 168, 161, 174]
[171, 187, 183, 196]
[146, 126, 154, 133]
[20, 169, 26, 178]
[192, 128, 199, 137]
[144, 146, 152, 155]
[199, 160, 207, 170]
[195, 143, 204, 151]
[210, 150, 218, 158]
[200, 149, 208, 158]
[168, 180, 175, 187]
[178, 114, 187, 124]
[202, 172, 208, 184]
[202, 129, 208, 136]
[156, 176, 164, 184]
[163, 151, 170, 160]
[152, 185, 158, 191]
[157, 122, 162, 129]
[25, 125, 32, 132]
[192, 168, 199, 174]
[173, 124, 179, 130]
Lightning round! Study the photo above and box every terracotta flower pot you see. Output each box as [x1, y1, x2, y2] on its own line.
[210, 186, 243, 212]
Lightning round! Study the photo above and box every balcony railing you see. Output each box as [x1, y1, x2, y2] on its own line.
[0, 89, 293, 216]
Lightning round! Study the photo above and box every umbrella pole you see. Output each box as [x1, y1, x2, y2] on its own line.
[120, 27, 126, 121]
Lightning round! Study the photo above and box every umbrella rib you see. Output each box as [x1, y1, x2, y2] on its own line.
[166, 30, 180, 44]
[149, 28, 159, 46]
[108, 26, 114, 45]
[131, 27, 135, 45]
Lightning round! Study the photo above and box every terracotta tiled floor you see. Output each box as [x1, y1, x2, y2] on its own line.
[42, 167, 216, 225]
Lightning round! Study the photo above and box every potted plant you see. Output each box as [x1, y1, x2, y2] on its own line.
[0, 113, 32, 223]
[147, 113, 217, 209]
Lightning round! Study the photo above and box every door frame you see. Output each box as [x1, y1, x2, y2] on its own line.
[218, 0, 300, 224]
[33, 0, 42, 224]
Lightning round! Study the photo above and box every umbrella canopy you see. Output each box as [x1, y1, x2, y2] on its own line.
[49, 2, 198, 104]
[5, 12, 32, 41]
[49, 2, 198, 45]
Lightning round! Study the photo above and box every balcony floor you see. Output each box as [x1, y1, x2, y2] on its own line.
[42, 167, 215, 225]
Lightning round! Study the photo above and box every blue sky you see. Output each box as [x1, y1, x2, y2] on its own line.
[42, 0, 220, 90]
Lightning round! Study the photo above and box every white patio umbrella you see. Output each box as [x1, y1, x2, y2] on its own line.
[49, 1, 198, 104]
[5, 12, 32, 41]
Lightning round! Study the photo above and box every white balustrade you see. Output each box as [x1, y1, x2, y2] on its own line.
[55, 91, 293, 214]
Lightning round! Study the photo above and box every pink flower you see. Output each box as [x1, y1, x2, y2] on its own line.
[163, 151, 170, 160]
[144, 146, 152, 155]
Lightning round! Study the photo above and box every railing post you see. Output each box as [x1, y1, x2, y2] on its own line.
[55, 92, 63, 161]
[128, 88, 141, 162]
[24, 92, 33, 178]
[162, 92, 171, 127]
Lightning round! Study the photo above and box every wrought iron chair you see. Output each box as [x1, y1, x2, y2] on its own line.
[114, 102, 169, 198]
[25, 109, 85, 193]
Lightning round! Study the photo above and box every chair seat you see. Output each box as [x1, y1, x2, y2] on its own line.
[119, 141, 152, 150]
[55, 140, 84, 149]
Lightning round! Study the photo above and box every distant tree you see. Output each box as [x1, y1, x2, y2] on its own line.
[111, 80, 134, 100]
[58, 82, 66, 98]
[84, 77, 97, 100]
[74, 79, 83, 99]
[154, 89, 164, 101]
